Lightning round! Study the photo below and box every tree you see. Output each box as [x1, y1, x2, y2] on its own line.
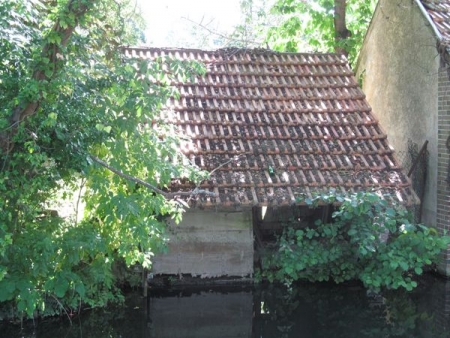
[228, 0, 279, 48]
[235, 0, 377, 65]
[334, 0, 351, 55]
[0, 0, 205, 318]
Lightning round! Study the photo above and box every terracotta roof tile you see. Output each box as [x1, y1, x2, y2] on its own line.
[422, 0, 450, 42]
[125, 47, 415, 208]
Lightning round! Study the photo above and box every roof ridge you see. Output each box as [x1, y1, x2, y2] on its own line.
[422, 0, 450, 11]
[418, 0, 450, 55]
[122, 46, 344, 57]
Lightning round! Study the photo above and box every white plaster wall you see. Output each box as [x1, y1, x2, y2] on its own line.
[151, 209, 253, 277]
[356, 0, 440, 225]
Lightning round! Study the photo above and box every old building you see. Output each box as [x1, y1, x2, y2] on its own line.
[356, 0, 450, 275]
[125, 47, 414, 278]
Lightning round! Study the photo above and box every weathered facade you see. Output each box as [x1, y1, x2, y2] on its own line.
[152, 209, 253, 277]
[356, 0, 450, 274]
[125, 47, 414, 278]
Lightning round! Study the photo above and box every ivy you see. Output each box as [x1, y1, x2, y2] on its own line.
[259, 191, 450, 291]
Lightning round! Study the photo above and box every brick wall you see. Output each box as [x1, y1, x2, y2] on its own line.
[437, 67, 450, 275]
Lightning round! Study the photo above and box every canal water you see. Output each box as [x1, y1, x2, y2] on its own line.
[2, 273, 450, 337]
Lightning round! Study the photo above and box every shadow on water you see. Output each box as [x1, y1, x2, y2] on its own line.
[2, 273, 450, 337]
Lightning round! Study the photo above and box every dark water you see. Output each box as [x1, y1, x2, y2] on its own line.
[2, 274, 450, 337]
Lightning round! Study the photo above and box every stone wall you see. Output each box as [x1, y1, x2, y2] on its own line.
[151, 209, 253, 277]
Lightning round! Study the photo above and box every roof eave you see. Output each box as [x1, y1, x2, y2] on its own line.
[415, 0, 443, 41]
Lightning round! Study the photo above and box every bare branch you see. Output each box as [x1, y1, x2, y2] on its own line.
[89, 154, 218, 199]
[209, 155, 243, 176]
[74, 178, 86, 226]
[50, 294, 72, 326]
[181, 16, 263, 47]
[89, 154, 169, 196]
[186, 155, 243, 203]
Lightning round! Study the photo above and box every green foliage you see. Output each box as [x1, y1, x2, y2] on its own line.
[0, 0, 206, 319]
[236, 0, 377, 66]
[228, 0, 284, 49]
[260, 191, 450, 291]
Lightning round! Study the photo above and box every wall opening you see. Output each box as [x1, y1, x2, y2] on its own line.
[252, 205, 334, 269]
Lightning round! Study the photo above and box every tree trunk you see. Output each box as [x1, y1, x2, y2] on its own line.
[334, 0, 351, 56]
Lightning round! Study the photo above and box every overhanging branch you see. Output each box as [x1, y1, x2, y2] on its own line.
[182, 16, 263, 47]
[89, 154, 218, 199]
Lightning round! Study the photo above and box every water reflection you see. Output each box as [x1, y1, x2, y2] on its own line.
[3, 274, 450, 337]
[149, 288, 252, 337]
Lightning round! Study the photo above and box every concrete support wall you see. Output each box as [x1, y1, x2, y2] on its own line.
[356, 0, 440, 226]
[437, 68, 450, 275]
[151, 209, 253, 277]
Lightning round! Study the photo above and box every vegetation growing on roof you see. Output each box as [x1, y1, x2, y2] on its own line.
[258, 191, 450, 291]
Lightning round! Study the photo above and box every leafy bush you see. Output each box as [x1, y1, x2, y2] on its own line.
[0, 0, 206, 319]
[260, 191, 450, 291]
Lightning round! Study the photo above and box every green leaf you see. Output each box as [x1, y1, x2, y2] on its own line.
[306, 229, 315, 239]
[399, 261, 409, 271]
[389, 261, 398, 269]
[54, 279, 69, 298]
[75, 283, 86, 298]
[365, 194, 379, 203]
[0, 280, 15, 301]
[347, 228, 357, 236]
[386, 208, 396, 217]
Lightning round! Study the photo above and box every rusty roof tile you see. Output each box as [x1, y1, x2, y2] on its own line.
[124, 47, 415, 208]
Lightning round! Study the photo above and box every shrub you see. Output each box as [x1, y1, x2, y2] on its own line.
[260, 191, 450, 291]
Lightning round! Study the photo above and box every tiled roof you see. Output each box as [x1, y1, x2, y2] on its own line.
[421, 0, 450, 43]
[125, 47, 414, 209]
